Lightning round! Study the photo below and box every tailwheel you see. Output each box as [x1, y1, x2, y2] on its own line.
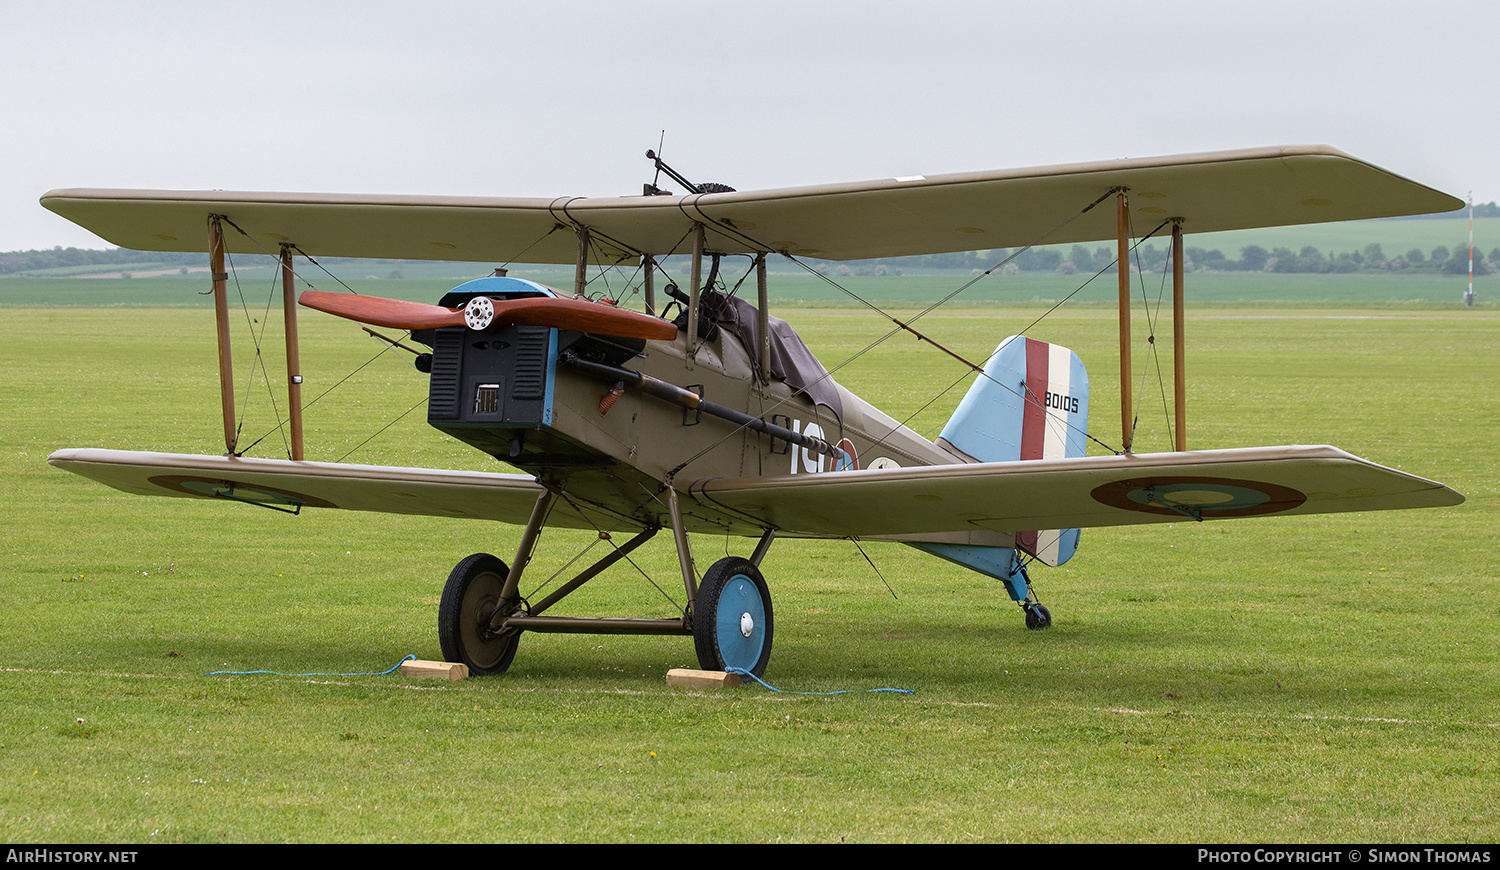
[438, 553, 523, 675]
[693, 557, 774, 678]
[1023, 601, 1052, 630]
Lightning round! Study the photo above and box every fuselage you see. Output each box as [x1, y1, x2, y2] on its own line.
[416, 281, 964, 537]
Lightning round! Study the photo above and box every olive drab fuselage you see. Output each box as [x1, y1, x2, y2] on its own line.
[419, 307, 1004, 545]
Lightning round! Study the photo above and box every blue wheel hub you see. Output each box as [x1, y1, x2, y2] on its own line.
[715, 573, 767, 672]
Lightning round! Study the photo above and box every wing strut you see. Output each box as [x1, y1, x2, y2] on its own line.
[1172, 220, 1187, 451]
[756, 252, 771, 383]
[279, 245, 306, 461]
[209, 216, 237, 454]
[573, 225, 590, 298]
[207, 223, 311, 459]
[1116, 191, 1133, 453]
[687, 223, 705, 362]
[1118, 195, 1190, 453]
[643, 254, 658, 316]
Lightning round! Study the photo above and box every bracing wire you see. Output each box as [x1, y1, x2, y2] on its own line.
[287, 244, 363, 297]
[664, 190, 1125, 476]
[582, 225, 700, 311]
[216, 183, 1178, 477]
[500, 224, 566, 272]
[1124, 209, 1176, 450]
[1145, 233, 1177, 448]
[1011, 218, 1171, 338]
[849, 538, 898, 600]
[212, 219, 455, 461]
[335, 395, 429, 463]
[221, 248, 289, 457]
[540, 487, 688, 616]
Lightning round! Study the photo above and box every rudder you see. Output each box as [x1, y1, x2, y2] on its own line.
[934, 334, 1090, 568]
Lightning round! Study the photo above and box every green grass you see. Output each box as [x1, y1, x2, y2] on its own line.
[1, 302, 1496, 842]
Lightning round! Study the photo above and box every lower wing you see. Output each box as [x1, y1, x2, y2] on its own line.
[50, 445, 1461, 541]
[687, 445, 1462, 539]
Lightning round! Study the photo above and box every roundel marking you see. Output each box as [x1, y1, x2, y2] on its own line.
[835, 438, 859, 471]
[1090, 476, 1306, 519]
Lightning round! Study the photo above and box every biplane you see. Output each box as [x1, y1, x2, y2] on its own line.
[41, 145, 1465, 678]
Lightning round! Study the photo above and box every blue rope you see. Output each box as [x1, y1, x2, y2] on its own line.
[202, 656, 912, 693]
[206, 654, 416, 678]
[726, 667, 914, 695]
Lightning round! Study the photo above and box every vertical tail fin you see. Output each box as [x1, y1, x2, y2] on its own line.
[935, 334, 1090, 567]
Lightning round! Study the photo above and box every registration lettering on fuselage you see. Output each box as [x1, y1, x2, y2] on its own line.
[787, 419, 826, 474]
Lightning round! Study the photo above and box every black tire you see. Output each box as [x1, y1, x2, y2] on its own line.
[693, 557, 773, 677]
[1024, 602, 1052, 631]
[438, 553, 521, 675]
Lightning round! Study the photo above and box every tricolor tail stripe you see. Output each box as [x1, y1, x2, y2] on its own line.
[935, 335, 1089, 568]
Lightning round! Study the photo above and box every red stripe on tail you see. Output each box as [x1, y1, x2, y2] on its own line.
[1021, 338, 1050, 461]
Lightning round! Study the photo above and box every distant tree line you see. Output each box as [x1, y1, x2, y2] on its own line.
[0, 247, 204, 275]
[811, 204, 1500, 278]
[8, 234, 1498, 280]
[1161, 241, 1496, 276]
[821, 238, 1499, 278]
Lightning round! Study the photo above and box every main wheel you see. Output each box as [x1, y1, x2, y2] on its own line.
[693, 557, 774, 677]
[438, 553, 522, 675]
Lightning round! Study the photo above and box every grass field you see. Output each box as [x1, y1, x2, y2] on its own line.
[1, 287, 1496, 841]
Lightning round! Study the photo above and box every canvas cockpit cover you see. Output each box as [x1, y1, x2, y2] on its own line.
[699, 289, 843, 422]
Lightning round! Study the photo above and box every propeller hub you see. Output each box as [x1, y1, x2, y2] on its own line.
[464, 296, 496, 330]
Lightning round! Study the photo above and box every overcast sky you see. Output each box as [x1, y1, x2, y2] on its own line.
[7, 0, 1495, 251]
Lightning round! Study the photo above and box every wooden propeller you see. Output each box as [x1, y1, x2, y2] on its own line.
[299, 290, 678, 341]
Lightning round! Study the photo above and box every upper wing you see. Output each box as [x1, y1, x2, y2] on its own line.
[47, 448, 624, 530]
[41, 145, 1460, 264]
[686, 445, 1463, 539]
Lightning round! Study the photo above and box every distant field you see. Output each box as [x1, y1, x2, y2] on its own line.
[1190, 215, 1498, 259]
[9, 214, 1491, 289]
[0, 267, 1486, 309]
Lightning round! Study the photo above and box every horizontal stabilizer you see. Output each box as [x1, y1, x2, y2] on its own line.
[690, 445, 1463, 540]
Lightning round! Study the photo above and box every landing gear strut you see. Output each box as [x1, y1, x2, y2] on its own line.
[1023, 600, 1052, 630]
[434, 485, 780, 677]
[1009, 555, 1052, 630]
